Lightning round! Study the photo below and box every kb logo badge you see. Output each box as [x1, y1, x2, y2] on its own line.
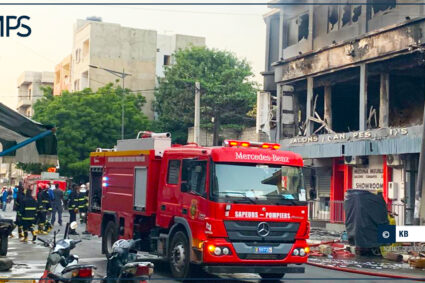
[377, 225, 396, 244]
[0, 16, 31, 37]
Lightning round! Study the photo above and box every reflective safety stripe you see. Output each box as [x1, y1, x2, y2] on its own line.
[22, 217, 35, 220]
[25, 207, 36, 210]
[42, 200, 49, 203]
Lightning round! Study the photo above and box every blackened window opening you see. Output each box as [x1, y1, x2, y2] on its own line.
[331, 79, 360, 133]
[298, 13, 309, 41]
[371, 0, 396, 15]
[328, 6, 339, 31]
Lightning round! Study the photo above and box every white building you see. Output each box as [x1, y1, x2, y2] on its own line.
[70, 18, 205, 119]
[16, 71, 54, 118]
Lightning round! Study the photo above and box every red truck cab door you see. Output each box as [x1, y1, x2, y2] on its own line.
[157, 159, 182, 228]
[179, 158, 209, 247]
[157, 156, 209, 244]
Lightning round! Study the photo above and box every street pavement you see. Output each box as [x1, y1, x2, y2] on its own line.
[0, 208, 393, 282]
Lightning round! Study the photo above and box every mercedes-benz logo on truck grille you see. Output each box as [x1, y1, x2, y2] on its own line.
[257, 222, 270, 237]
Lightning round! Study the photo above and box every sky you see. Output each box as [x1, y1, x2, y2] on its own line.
[0, 0, 270, 109]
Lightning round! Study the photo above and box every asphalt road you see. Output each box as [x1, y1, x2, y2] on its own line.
[0, 209, 393, 282]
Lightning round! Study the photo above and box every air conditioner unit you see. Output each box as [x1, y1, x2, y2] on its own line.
[344, 156, 366, 166]
[387, 154, 402, 167]
[388, 182, 399, 200]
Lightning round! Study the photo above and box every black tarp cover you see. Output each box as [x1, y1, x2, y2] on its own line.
[344, 189, 389, 248]
[0, 103, 57, 164]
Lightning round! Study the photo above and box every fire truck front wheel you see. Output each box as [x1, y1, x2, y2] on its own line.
[169, 231, 190, 279]
[259, 273, 285, 279]
[102, 221, 118, 257]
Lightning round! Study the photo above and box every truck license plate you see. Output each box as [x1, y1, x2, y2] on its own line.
[255, 247, 273, 254]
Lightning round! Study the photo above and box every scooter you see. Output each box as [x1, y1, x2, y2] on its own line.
[104, 239, 153, 283]
[39, 221, 96, 282]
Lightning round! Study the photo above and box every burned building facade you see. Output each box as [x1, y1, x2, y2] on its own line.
[261, 0, 425, 225]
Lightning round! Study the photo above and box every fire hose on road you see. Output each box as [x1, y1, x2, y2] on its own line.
[307, 261, 425, 281]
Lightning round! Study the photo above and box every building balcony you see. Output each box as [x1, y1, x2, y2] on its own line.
[17, 98, 32, 109]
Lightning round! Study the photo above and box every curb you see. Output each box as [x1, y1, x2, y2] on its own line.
[307, 261, 425, 281]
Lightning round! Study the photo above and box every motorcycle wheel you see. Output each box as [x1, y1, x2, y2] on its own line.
[0, 234, 8, 256]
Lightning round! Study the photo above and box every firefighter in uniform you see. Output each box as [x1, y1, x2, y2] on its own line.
[78, 184, 88, 224]
[20, 188, 38, 242]
[37, 184, 52, 234]
[15, 185, 25, 239]
[68, 184, 80, 235]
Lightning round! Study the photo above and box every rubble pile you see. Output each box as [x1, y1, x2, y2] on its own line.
[308, 228, 425, 271]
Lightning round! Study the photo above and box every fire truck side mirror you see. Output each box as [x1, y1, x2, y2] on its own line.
[181, 181, 189, 193]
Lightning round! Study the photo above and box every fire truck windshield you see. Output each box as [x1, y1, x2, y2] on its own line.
[212, 163, 307, 205]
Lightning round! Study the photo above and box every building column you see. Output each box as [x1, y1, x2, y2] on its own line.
[278, 9, 285, 59]
[264, 17, 271, 70]
[359, 64, 368, 131]
[275, 84, 282, 142]
[282, 85, 295, 138]
[308, 4, 314, 51]
[306, 77, 314, 136]
[324, 85, 332, 130]
[256, 91, 271, 136]
[379, 73, 390, 128]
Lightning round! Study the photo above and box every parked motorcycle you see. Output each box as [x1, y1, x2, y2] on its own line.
[0, 218, 15, 256]
[104, 239, 153, 283]
[39, 221, 96, 282]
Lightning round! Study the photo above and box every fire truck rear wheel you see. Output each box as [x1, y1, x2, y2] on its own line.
[169, 231, 190, 279]
[102, 221, 118, 257]
[259, 273, 285, 279]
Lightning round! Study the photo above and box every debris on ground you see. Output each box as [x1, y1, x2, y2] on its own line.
[0, 258, 13, 271]
[308, 227, 425, 273]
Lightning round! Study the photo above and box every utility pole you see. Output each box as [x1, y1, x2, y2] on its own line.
[122, 68, 125, 140]
[414, 103, 425, 224]
[194, 82, 200, 145]
[89, 65, 131, 140]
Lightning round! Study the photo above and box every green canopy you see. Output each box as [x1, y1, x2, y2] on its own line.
[0, 103, 57, 164]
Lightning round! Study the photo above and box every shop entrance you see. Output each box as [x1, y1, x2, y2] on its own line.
[331, 158, 352, 223]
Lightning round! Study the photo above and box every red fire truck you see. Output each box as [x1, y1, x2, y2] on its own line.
[87, 132, 310, 279]
[24, 172, 67, 197]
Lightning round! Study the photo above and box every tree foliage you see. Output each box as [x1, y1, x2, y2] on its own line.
[33, 84, 150, 182]
[154, 47, 257, 144]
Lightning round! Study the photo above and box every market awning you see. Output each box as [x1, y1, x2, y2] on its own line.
[0, 103, 57, 165]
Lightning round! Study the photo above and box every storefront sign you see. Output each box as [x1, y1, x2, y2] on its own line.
[290, 128, 408, 145]
[352, 157, 384, 190]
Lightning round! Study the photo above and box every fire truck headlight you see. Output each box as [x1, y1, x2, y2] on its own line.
[213, 247, 222, 256]
[222, 247, 230, 255]
[304, 247, 310, 254]
[292, 249, 300, 256]
[299, 249, 306, 256]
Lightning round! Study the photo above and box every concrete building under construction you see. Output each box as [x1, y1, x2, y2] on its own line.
[260, 0, 425, 226]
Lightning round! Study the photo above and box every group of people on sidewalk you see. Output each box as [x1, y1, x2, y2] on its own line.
[13, 182, 88, 242]
[0, 186, 16, 212]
